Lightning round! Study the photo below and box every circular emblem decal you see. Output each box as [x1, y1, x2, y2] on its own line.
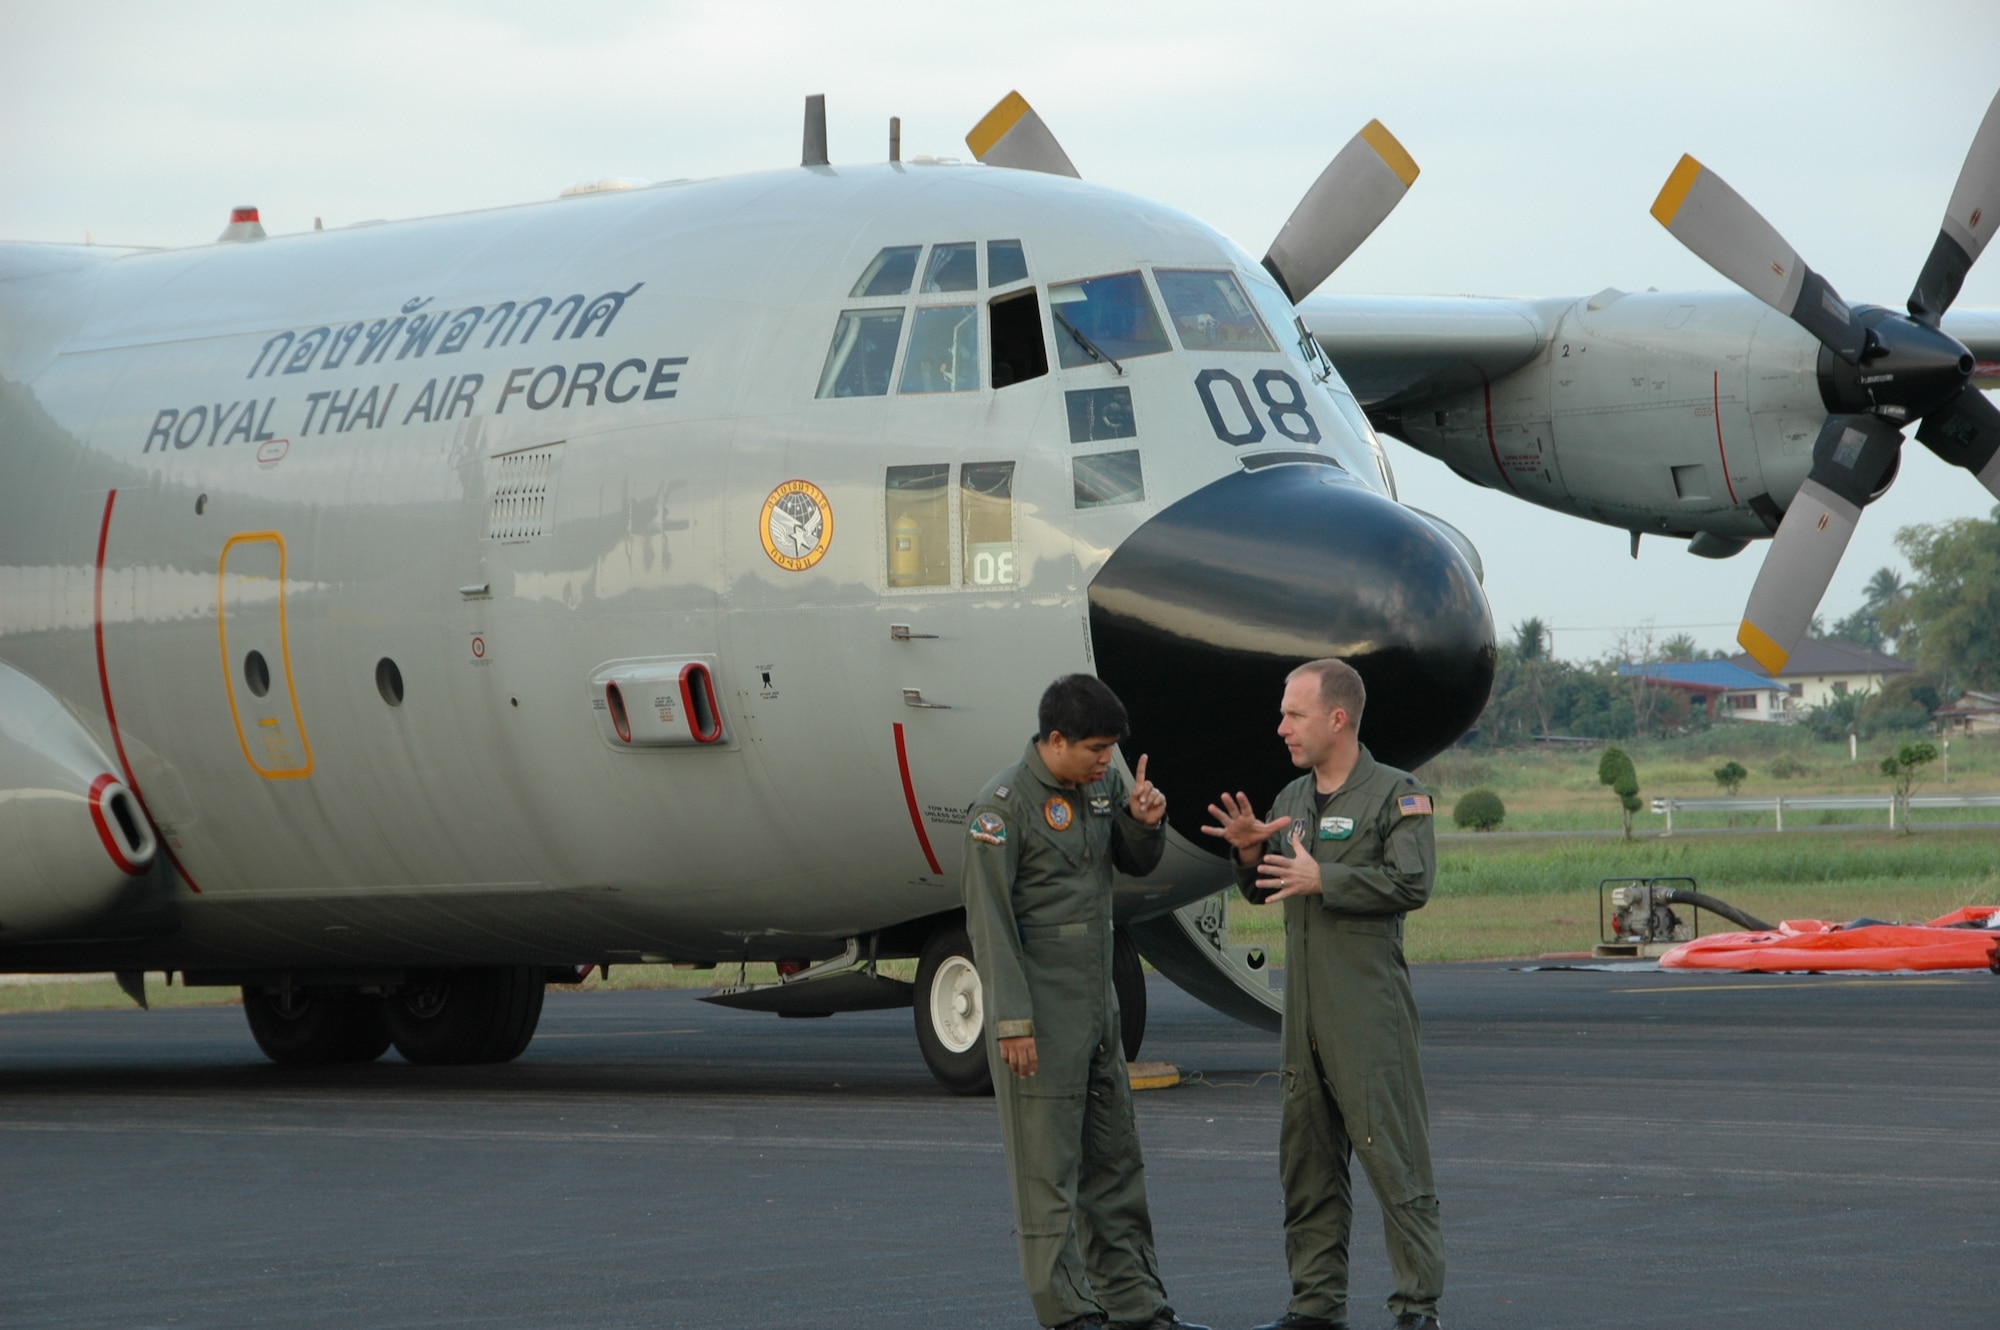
[1043, 797, 1073, 831]
[760, 480, 833, 572]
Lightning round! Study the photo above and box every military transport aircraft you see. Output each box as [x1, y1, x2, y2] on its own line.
[0, 95, 1494, 1092]
[972, 91, 2000, 678]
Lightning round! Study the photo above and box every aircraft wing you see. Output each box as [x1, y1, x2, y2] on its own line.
[1944, 308, 2000, 386]
[1298, 293, 1554, 406]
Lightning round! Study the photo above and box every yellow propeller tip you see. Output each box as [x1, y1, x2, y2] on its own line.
[1737, 619, 1790, 676]
[1359, 119, 1419, 188]
[967, 91, 1032, 160]
[1651, 154, 1704, 228]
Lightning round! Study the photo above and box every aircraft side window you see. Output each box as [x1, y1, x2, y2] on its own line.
[899, 305, 980, 394]
[1048, 272, 1171, 369]
[851, 246, 921, 297]
[989, 289, 1048, 389]
[922, 242, 978, 293]
[1072, 450, 1145, 509]
[816, 309, 906, 398]
[1154, 269, 1276, 352]
[988, 240, 1029, 287]
[886, 464, 952, 587]
[961, 462, 1016, 588]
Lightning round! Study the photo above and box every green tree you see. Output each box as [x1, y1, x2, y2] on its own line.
[1713, 760, 1747, 795]
[1452, 788, 1506, 832]
[1879, 740, 1940, 835]
[1896, 509, 2000, 690]
[1659, 632, 1700, 661]
[1597, 746, 1642, 840]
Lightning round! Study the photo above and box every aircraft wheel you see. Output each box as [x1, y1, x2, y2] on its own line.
[383, 966, 545, 1065]
[914, 924, 992, 1096]
[1112, 926, 1146, 1062]
[242, 987, 391, 1065]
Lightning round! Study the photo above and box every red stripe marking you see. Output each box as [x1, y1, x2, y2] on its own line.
[94, 490, 201, 893]
[1712, 370, 1739, 504]
[1481, 378, 1518, 494]
[87, 773, 146, 875]
[893, 722, 942, 875]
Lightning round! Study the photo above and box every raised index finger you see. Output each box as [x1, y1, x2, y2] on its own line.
[1134, 754, 1149, 786]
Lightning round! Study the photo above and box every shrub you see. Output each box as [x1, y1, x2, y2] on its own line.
[1598, 746, 1642, 839]
[1713, 760, 1748, 796]
[1771, 756, 1808, 779]
[1453, 788, 1507, 832]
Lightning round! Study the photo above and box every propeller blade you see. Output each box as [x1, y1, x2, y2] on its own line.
[1261, 120, 1419, 304]
[965, 92, 1080, 178]
[1910, 88, 2000, 323]
[1737, 414, 1905, 673]
[1651, 155, 1868, 362]
[1915, 385, 2000, 498]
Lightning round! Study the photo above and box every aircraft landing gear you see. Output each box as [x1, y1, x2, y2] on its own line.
[383, 966, 545, 1065]
[914, 924, 992, 1096]
[242, 986, 392, 1065]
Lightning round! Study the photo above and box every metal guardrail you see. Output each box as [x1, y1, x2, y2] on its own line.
[1648, 792, 2000, 832]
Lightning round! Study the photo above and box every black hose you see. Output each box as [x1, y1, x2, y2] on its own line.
[1658, 888, 1773, 933]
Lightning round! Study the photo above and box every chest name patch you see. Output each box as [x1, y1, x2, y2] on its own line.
[1088, 795, 1113, 817]
[1318, 816, 1355, 841]
[970, 812, 1007, 845]
[1398, 794, 1434, 817]
[1044, 797, 1074, 831]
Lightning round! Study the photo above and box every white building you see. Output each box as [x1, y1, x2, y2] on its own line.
[1727, 640, 1912, 711]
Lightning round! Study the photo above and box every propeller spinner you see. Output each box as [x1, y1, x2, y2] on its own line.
[1650, 88, 2000, 673]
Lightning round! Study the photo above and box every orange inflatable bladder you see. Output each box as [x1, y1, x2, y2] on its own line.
[1661, 907, 2000, 973]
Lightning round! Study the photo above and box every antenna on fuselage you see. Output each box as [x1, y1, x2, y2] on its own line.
[890, 116, 901, 163]
[802, 94, 829, 167]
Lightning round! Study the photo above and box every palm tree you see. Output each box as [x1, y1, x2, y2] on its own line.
[1863, 567, 1907, 611]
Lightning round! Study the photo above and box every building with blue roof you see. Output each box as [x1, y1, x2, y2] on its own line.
[1617, 660, 1794, 722]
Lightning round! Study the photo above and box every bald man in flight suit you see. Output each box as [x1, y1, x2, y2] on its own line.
[1205, 657, 1446, 1330]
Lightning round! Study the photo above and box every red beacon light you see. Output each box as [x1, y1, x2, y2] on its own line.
[216, 205, 267, 244]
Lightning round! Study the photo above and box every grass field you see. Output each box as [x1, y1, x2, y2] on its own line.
[1416, 725, 1999, 834]
[1228, 825, 2000, 964]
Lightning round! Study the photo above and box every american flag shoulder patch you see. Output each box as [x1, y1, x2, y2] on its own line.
[1397, 793, 1433, 817]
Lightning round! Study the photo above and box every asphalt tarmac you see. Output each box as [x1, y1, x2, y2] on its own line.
[4, 965, 1997, 1330]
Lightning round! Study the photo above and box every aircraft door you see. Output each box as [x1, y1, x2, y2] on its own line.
[217, 532, 314, 779]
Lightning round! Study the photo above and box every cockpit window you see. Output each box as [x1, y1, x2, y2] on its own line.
[922, 242, 978, 293]
[988, 240, 1029, 287]
[1243, 273, 1330, 372]
[816, 309, 906, 398]
[1073, 450, 1145, 508]
[1155, 269, 1276, 352]
[851, 246, 921, 297]
[899, 305, 980, 393]
[1047, 272, 1171, 369]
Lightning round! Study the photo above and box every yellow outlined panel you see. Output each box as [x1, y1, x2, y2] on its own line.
[217, 531, 314, 779]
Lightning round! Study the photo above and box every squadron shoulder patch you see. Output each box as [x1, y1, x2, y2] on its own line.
[1043, 796, 1073, 831]
[1398, 793, 1434, 817]
[970, 811, 1008, 845]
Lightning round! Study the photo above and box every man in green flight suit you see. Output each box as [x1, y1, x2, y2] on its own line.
[961, 674, 1208, 1330]
[1203, 657, 1446, 1330]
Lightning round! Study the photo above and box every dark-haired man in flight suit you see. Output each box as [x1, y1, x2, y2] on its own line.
[1205, 657, 1446, 1330]
[962, 674, 1207, 1330]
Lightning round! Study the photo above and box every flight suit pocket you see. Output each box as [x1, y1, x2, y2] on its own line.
[1389, 826, 1426, 877]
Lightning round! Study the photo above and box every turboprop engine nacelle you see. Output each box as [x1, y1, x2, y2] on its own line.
[0, 662, 158, 939]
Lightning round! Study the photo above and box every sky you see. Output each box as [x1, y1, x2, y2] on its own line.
[6, 0, 1999, 661]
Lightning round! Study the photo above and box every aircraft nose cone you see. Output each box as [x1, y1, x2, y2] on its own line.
[1088, 463, 1495, 852]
